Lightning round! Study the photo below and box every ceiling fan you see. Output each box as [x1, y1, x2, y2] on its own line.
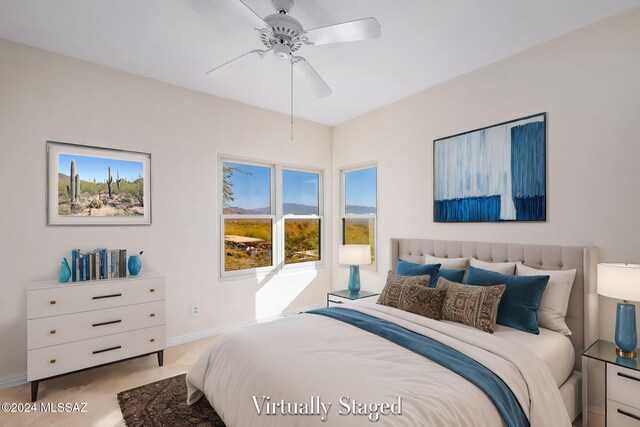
[206, 0, 381, 120]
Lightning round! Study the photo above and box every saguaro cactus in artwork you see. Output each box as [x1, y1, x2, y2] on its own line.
[69, 160, 77, 205]
[107, 167, 113, 197]
[116, 170, 122, 192]
[75, 174, 80, 200]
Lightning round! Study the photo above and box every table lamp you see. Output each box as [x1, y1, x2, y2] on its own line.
[598, 263, 640, 358]
[339, 245, 371, 294]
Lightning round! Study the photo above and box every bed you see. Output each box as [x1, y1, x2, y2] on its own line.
[187, 239, 598, 426]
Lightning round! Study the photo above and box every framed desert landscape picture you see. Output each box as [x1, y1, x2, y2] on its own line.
[46, 141, 151, 225]
[433, 113, 546, 223]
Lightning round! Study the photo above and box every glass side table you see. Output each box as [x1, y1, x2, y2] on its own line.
[326, 289, 379, 307]
[582, 339, 640, 427]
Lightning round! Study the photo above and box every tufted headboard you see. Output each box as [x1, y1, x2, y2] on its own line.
[390, 238, 598, 372]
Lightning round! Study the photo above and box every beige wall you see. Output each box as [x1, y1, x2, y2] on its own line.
[332, 9, 640, 342]
[0, 39, 332, 381]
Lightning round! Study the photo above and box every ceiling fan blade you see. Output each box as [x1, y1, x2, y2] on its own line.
[293, 56, 332, 98]
[234, 0, 268, 28]
[205, 48, 271, 75]
[305, 17, 381, 46]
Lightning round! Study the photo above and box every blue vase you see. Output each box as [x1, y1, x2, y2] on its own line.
[59, 258, 71, 283]
[348, 265, 361, 294]
[615, 302, 637, 356]
[128, 255, 142, 276]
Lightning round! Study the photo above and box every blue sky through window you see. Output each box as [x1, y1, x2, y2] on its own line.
[345, 167, 377, 211]
[59, 153, 143, 182]
[283, 170, 319, 214]
[224, 162, 271, 210]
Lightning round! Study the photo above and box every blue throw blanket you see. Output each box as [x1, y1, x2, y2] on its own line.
[307, 307, 528, 427]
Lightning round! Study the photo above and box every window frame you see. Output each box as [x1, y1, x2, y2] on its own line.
[339, 162, 378, 269]
[219, 156, 325, 279]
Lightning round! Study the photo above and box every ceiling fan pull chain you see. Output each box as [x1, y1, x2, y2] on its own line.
[290, 56, 294, 141]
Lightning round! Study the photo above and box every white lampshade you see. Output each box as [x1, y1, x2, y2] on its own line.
[339, 245, 371, 266]
[597, 263, 640, 302]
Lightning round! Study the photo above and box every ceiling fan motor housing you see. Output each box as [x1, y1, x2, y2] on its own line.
[261, 13, 304, 54]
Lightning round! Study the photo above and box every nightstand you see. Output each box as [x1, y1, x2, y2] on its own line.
[583, 339, 640, 426]
[326, 289, 379, 307]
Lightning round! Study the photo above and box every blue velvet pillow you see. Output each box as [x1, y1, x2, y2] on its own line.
[465, 267, 549, 334]
[396, 260, 441, 287]
[437, 269, 465, 284]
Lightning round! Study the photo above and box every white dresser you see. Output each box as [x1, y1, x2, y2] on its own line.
[27, 273, 166, 401]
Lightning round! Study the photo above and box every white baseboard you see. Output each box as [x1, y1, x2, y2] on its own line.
[0, 373, 27, 390]
[0, 302, 327, 390]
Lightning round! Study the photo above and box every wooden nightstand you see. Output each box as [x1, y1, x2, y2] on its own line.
[326, 289, 379, 307]
[583, 339, 640, 426]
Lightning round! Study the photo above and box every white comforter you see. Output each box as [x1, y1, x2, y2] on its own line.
[186, 302, 571, 426]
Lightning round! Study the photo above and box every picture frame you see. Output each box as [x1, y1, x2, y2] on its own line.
[433, 113, 546, 223]
[46, 141, 152, 225]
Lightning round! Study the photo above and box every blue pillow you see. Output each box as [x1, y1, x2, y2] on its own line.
[465, 267, 549, 334]
[437, 269, 466, 284]
[396, 260, 441, 287]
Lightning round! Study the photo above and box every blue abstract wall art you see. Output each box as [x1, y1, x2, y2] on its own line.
[433, 113, 546, 222]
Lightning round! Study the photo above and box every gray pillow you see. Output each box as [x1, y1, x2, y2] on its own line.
[377, 271, 430, 309]
[437, 277, 506, 333]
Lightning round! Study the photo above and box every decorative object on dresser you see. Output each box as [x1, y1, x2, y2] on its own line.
[27, 273, 166, 401]
[326, 289, 379, 307]
[433, 113, 546, 223]
[128, 251, 143, 276]
[59, 258, 71, 283]
[338, 244, 371, 293]
[597, 263, 640, 358]
[46, 141, 151, 225]
[583, 339, 640, 426]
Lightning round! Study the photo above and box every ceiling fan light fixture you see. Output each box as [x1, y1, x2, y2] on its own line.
[273, 42, 291, 60]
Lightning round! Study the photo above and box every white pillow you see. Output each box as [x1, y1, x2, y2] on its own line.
[470, 257, 517, 275]
[516, 262, 576, 336]
[423, 254, 469, 270]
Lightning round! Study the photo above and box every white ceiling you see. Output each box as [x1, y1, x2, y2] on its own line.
[1, 0, 639, 126]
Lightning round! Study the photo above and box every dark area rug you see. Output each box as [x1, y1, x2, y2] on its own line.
[117, 374, 226, 426]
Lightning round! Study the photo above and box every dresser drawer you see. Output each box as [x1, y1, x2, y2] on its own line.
[608, 364, 640, 409]
[28, 301, 165, 350]
[27, 278, 165, 319]
[27, 325, 165, 381]
[608, 399, 640, 426]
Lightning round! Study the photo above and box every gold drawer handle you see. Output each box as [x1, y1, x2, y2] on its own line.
[149, 288, 155, 293]
[149, 313, 155, 318]
[150, 338, 155, 343]
[50, 359, 56, 364]
[50, 330, 56, 335]
[49, 300, 56, 305]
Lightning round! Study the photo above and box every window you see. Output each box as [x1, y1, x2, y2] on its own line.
[221, 159, 323, 276]
[341, 165, 377, 264]
[283, 170, 321, 265]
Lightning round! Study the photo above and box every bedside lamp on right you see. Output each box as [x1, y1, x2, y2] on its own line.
[598, 263, 640, 358]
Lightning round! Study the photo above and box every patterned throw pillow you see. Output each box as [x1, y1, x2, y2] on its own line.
[436, 277, 506, 333]
[398, 285, 446, 320]
[377, 271, 431, 309]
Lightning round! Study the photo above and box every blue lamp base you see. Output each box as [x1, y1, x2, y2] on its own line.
[615, 301, 637, 359]
[348, 265, 361, 294]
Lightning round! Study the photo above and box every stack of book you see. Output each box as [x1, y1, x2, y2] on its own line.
[70, 249, 128, 282]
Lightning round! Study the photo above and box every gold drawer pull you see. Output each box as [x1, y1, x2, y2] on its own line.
[149, 288, 155, 293]
[50, 359, 56, 364]
[50, 330, 56, 335]
[149, 313, 155, 318]
[49, 300, 56, 305]
[150, 338, 155, 343]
